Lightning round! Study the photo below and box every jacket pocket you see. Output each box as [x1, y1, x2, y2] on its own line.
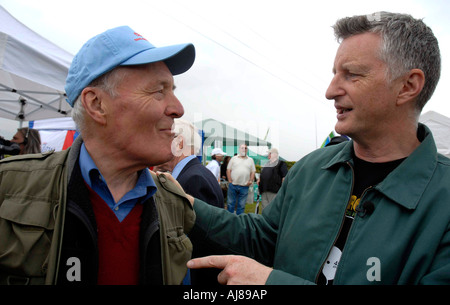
[166, 226, 193, 283]
[0, 195, 55, 283]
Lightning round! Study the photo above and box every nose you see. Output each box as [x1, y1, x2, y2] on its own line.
[166, 93, 184, 118]
[325, 74, 345, 100]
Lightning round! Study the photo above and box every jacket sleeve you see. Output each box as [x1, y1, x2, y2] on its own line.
[193, 200, 318, 285]
[266, 269, 315, 285]
[182, 173, 223, 208]
[193, 199, 277, 267]
[420, 223, 450, 284]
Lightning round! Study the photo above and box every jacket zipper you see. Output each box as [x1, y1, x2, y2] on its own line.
[332, 185, 373, 284]
[315, 160, 375, 284]
[315, 161, 355, 284]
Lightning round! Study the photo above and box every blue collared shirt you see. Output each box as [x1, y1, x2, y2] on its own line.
[171, 155, 197, 179]
[79, 143, 157, 222]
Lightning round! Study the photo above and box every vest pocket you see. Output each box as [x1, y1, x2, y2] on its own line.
[0, 195, 55, 282]
[167, 226, 193, 251]
[166, 226, 193, 283]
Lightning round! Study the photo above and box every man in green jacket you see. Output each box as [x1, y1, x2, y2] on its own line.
[185, 12, 450, 284]
[0, 26, 196, 284]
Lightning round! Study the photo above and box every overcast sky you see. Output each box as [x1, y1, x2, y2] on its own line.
[1, 0, 449, 161]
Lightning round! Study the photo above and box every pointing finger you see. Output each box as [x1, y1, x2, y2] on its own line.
[187, 255, 234, 269]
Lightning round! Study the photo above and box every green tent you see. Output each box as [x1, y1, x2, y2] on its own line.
[195, 118, 272, 165]
[204, 145, 269, 166]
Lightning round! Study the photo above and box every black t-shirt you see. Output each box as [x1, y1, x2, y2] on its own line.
[318, 153, 405, 285]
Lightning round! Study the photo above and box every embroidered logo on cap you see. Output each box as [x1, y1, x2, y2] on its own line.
[134, 32, 147, 41]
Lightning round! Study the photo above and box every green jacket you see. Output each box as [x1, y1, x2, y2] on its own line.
[193, 124, 450, 284]
[0, 137, 195, 285]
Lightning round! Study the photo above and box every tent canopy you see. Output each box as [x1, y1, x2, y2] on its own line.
[195, 118, 273, 164]
[195, 118, 272, 148]
[420, 110, 450, 158]
[0, 5, 73, 122]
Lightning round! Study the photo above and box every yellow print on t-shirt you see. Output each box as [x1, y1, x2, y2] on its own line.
[346, 195, 360, 218]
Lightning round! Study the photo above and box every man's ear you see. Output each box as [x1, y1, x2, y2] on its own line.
[80, 87, 107, 125]
[396, 69, 425, 106]
[178, 138, 184, 150]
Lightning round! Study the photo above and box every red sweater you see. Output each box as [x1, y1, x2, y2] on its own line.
[88, 186, 143, 285]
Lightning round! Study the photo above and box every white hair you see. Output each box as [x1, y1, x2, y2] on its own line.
[71, 67, 127, 134]
[172, 118, 202, 155]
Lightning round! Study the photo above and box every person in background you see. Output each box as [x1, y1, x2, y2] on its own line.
[11, 127, 41, 154]
[257, 148, 288, 211]
[221, 155, 231, 181]
[152, 161, 173, 173]
[325, 135, 350, 147]
[169, 119, 225, 285]
[226, 143, 255, 215]
[206, 147, 226, 183]
[170, 119, 224, 208]
[0, 135, 20, 159]
[220, 155, 231, 201]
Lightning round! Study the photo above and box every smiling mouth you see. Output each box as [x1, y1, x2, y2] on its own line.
[336, 107, 353, 114]
[160, 128, 174, 135]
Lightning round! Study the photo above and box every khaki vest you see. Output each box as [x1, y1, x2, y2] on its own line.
[0, 148, 195, 284]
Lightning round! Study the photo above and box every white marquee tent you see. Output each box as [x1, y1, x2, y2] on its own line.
[420, 110, 450, 158]
[29, 117, 78, 152]
[0, 5, 73, 123]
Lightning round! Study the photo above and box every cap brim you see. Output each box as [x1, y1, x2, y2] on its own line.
[120, 43, 195, 75]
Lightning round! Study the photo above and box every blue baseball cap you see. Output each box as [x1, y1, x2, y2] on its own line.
[65, 26, 195, 107]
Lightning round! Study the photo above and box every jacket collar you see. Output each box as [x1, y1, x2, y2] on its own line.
[67, 135, 83, 180]
[323, 124, 438, 210]
[177, 156, 200, 177]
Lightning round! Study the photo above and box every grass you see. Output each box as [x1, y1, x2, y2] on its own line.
[245, 202, 262, 214]
[224, 201, 262, 214]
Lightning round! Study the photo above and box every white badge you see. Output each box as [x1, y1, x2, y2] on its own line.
[322, 246, 342, 284]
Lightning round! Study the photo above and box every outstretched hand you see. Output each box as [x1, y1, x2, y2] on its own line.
[187, 255, 272, 285]
[155, 171, 195, 206]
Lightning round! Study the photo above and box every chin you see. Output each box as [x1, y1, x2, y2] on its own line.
[334, 125, 344, 136]
[334, 122, 351, 137]
[148, 152, 174, 167]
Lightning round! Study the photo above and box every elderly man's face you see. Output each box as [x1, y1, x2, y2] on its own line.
[239, 145, 248, 156]
[325, 32, 402, 142]
[104, 61, 184, 166]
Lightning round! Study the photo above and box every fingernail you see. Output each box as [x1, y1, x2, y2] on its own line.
[187, 260, 194, 268]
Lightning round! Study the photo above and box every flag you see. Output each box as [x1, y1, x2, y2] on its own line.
[321, 131, 336, 147]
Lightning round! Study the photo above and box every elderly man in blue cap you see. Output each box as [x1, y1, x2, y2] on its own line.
[0, 26, 196, 285]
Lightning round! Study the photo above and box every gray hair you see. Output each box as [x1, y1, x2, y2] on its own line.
[332, 11, 441, 112]
[71, 67, 126, 134]
[172, 118, 202, 155]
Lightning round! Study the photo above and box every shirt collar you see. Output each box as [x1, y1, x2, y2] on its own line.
[322, 124, 438, 210]
[172, 155, 197, 179]
[79, 143, 157, 201]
